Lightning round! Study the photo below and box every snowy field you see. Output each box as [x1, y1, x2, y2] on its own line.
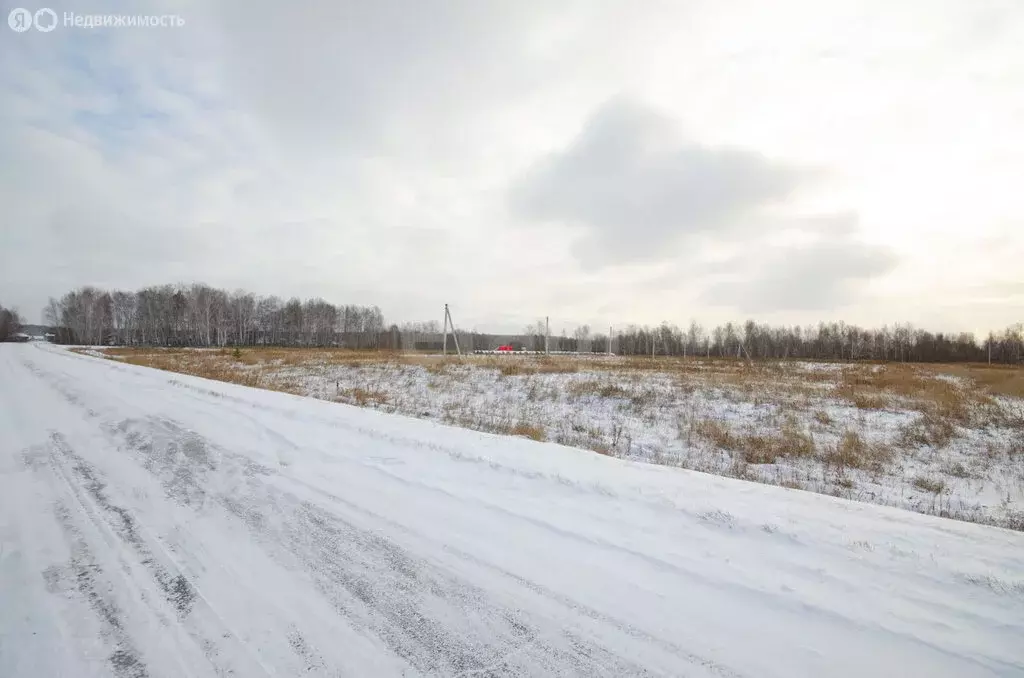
[94, 346, 1024, 530]
[2, 343, 1022, 677]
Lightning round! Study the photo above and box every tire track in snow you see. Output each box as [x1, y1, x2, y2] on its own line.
[18, 356, 101, 419]
[48, 432, 198, 619]
[33, 351, 735, 675]
[6, 356, 281, 676]
[34, 432, 275, 678]
[105, 416, 661, 676]
[44, 500, 150, 678]
[288, 474, 745, 678]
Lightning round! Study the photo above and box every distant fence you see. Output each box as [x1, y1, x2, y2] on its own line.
[471, 350, 610, 356]
[397, 332, 616, 354]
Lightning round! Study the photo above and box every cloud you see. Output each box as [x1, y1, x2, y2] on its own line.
[699, 214, 897, 313]
[1, 0, 1021, 333]
[205, 0, 555, 157]
[510, 99, 810, 266]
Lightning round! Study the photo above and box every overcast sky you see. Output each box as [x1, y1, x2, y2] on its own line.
[1, 0, 1022, 334]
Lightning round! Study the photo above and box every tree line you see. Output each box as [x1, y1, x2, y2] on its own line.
[0, 303, 23, 341]
[32, 284, 1024, 364]
[557, 320, 1024, 364]
[44, 285, 386, 348]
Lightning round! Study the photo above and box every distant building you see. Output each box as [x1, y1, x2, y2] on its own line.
[14, 325, 58, 342]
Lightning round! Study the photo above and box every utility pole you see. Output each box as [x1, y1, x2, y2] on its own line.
[608, 326, 613, 356]
[545, 316, 549, 355]
[442, 304, 462, 357]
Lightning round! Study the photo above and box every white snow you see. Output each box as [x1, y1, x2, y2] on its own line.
[252, 356, 1024, 529]
[1, 343, 1022, 677]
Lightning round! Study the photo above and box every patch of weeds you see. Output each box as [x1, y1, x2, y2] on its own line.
[912, 476, 946, 494]
[960, 573, 1024, 595]
[337, 387, 390, 407]
[695, 416, 815, 465]
[826, 430, 866, 469]
[942, 461, 972, 479]
[898, 412, 956, 449]
[508, 421, 546, 442]
[823, 430, 893, 472]
[629, 388, 658, 410]
[1003, 511, 1024, 532]
[835, 383, 890, 410]
[740, 435, 779, 464]
[566, 380, 629, 399]
[497, 363, 525, 377]
[778, 415, 815, 457]
[693, 418, 737, 450]
[697, 509, 735, 527]
[728, 455, 750, 479]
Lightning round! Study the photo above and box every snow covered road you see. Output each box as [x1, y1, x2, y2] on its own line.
[1, 344, 1022, 677]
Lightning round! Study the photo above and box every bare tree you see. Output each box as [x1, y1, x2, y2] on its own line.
[0, 304, 23, 341]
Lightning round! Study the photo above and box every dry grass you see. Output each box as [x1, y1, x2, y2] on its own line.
[834, 364, 977, 418]
[692, 415, 815, 465]
[484, 357, 580, 377]
[336, 387, 390, 407]
[100, 347, 1018, 410]
[566, 380, 630, 399]
[78, 346, 1024, 529]
[507, 421, 547, 442]
[912, 476, 947, 494]
[928, 363, 1024, 399]
[90, 347, 1015, 451]
[834, 385, 890, 410]
[90, 348, 1016, 441]
[822, 430, 894, 472]
[693, 418, 737, 450]
[941, 461, 972, 479]
[92, 348, 264, 386]
[898, 412, 956, 449]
